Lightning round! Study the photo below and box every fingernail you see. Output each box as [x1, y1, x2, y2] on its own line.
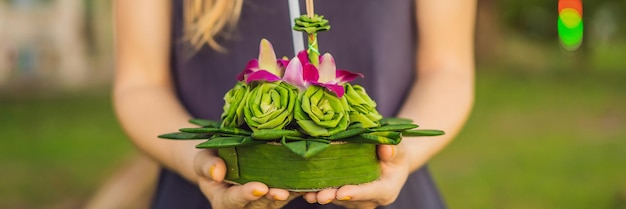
[390, 146, 396, 158]
[273, 195, 284, 201]
[338, 196, 352, 201]
[208, 164, 216, 179]
[252, 189, 265, 197]
[320, 199, 333, 204]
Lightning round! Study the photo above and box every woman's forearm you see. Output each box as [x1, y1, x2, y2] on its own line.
[396, 67, 474, 172]
[113, 0, 202, 183]
[398, 0, 477, 172]
[113, 83, 201, 183]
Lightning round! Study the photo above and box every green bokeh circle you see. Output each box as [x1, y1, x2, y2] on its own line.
[558, 16, 583, 49]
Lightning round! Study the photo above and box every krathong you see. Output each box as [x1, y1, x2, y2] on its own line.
[159, 3, 444, 191]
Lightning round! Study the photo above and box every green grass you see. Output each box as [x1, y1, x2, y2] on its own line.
[1, 69, 625, 209]
[0, 91, 135, 209]
[431, 70, 626, 209]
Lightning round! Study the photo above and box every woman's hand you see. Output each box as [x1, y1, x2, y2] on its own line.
[194, 149, 300, 209]
[302, 145, 411, 209]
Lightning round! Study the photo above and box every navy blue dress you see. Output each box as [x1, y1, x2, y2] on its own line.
[152, 0, 446, 208]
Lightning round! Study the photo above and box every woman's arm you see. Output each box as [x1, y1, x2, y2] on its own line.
[305, 0, 476, 206]
[398, 0, 476, 172]
[113, 0, 200, 182]
[113, 1, 297, 208]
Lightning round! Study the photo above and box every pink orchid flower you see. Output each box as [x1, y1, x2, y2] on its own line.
[237, 39, 288, 83]
[282, 50, 363, 98]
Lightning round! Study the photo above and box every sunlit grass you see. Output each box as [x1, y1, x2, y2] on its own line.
[0, 91, 135, 208]
[431, 70, 626, 209]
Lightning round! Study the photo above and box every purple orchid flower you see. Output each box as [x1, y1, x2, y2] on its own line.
[282, 50, 363, 97]
[237, 39, 287, 83]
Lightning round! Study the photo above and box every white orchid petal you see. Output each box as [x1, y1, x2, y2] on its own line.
[283, 57, 306, 89]
[258, 39, 281, 77]
[318, 53, 336, 83]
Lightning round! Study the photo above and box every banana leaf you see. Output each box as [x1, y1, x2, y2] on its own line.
[281, 138, 330, 159]
[402, 129, 445, 137]
[252, 129, 302, 140]
[195, 136, 260, 149]
[219, 143, 380, 191]
[379, 117, 414, 125]
[218, 127, 253, 136]
[327, 128, 366, 140]
[179, 127, 220, 134]
[347, 132, 402, 145]
[189, 119, 221, 128]
[347, 123, 364, 129]
[368, 124, 418, 132]
[158, 132, 211, 140]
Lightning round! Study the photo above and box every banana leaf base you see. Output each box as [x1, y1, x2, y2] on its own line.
[218, 143, 381, 191]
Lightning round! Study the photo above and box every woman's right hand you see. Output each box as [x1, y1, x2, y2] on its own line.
[194, 149, 300, 209]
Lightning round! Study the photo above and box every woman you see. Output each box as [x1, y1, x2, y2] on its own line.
[113, 0, 475, 208]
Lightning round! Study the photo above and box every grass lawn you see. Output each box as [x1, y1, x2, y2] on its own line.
[431, 70, 626, 209]
[0, 91, 135, 209]
[1, 69, 625, 208]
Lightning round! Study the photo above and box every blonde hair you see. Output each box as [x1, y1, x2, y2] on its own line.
[183, 0, 244, 51]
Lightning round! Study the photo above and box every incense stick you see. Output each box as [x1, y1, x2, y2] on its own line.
[306, 0, 315, 17]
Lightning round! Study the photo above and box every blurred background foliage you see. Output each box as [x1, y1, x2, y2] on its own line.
[1, 0, 625, 208]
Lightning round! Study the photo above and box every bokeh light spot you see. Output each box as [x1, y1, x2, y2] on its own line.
[559, 8, 582, 28]
[558, 0, 583, 51]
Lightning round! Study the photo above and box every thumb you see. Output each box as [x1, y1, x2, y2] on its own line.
[194, 149, 227, 182]
[377, 145, 396, 162]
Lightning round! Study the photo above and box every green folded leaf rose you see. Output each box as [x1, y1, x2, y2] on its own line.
[295, 85, 350, 137]
[293, 14, 330, 34]
[344, 83, 383, 128]
[221, 82, 249, 128]
[244, 82, 298, 131]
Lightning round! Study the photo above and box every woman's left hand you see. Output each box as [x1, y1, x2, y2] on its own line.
[303, 145, 411, 209]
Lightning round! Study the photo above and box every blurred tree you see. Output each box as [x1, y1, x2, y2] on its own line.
[475, 0, 502, 64]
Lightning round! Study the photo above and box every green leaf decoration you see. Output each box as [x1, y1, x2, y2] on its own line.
[294, 86, 351, 137]
[244, 82, 298, 131]
[402, 129, 445, 137]
[281, 139, 330, 159]
[368, 124, 419, 132]
[348, 132, 402, 145]
[293, 14, 330, 34]
[217, 148, 240, 180]
[327, 128, 366, 140]
[220, 143, 380, 190]
[158, 132, 211, 140]
[220, 82, 249, 128]
[347, 123, 364, 129]
[218, 127, 253, 136]
[344, 84, 383, 128]
[179, 127, 220, 134]
[189, 119, 221, 128]
[251, 129, 302, 140]
[380, 117, 414, 125]
[195, 136, 260, 149]
[296, 120, 328, 136]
